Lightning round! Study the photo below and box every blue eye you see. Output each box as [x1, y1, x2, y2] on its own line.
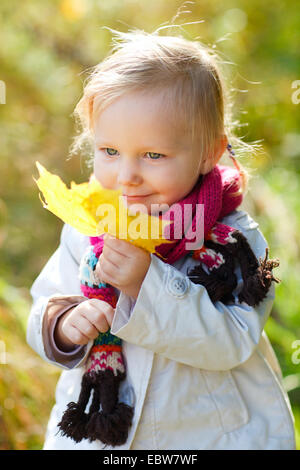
[147, 152, 164, 160]
[104, 148, 118, 156]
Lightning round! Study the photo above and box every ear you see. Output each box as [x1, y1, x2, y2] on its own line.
[201, 135, 228, 175]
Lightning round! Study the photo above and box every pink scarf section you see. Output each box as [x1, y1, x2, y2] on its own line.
[154, 164, 243, 264]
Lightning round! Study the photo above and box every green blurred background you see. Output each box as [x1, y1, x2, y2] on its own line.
[0, 0, 300, 450]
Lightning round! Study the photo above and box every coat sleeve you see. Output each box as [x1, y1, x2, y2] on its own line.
[111, 211, 277, 371]
[26, 224, 93, 370]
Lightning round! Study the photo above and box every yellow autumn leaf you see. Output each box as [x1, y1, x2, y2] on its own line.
[34, 162, 172, 254]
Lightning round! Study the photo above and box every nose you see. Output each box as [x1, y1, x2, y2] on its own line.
[117, 158, 143, 187]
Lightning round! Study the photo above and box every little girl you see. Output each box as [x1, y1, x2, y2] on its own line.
[27, 29, 296, 450]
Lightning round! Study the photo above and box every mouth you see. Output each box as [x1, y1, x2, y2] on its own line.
[122, 194, 151, 201]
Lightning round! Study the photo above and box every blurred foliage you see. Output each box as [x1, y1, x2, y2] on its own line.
[0, 280, 60, 449]
[0, 0, 300, 450]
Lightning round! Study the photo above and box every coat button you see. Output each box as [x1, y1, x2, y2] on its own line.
[169, 276, 188, 296]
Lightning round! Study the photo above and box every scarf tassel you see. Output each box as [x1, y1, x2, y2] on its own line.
[58, 368, 134, 446]
[187, 237, 238, 304]
[187, 263, 238, 304]
[57, 372, 92, 442]
[187, 229, 280, 307]
[231, 231, 281, 306]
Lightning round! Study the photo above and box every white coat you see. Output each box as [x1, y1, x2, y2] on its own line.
[27, 209, 296, 450]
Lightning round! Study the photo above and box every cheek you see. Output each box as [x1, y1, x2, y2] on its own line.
[158, 167, 188, 193]
[154, 176, 186, 205]
[93, 155, 117, 189]
[160, 170, 198, 204]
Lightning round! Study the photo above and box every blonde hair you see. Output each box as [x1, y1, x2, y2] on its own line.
[70, 27, 261, 194]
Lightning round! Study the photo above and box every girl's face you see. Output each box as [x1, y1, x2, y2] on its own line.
[93, 89, 224, 214]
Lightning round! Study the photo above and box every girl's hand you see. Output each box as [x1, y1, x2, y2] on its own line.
[95, 234, 151, 300]
[54, 299, 115, 351]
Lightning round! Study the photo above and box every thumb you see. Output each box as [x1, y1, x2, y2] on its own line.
[105, 305, 115, 327]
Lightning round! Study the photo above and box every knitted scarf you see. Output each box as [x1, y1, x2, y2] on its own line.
[58, 161, 280, 446]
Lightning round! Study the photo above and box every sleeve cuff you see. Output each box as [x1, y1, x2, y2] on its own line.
[111, 291, 137, 333]
[50, 307, 84, 357]
[42, 294, 89, 367]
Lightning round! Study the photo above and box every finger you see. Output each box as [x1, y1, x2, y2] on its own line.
[104, 235, 131, 257]
[82, 306, 111, 333]
[93, 313, 111, 333]
[87, 298, 115, 314]
[85, 299, 115, 330]
[97, 254, 120, 281]
[102, 244, 123, 268]
[70, 315, 100, 340]
[65, 324, 90, 346]
[94, 255, 109, 280]
[102, 306, 115, 327]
